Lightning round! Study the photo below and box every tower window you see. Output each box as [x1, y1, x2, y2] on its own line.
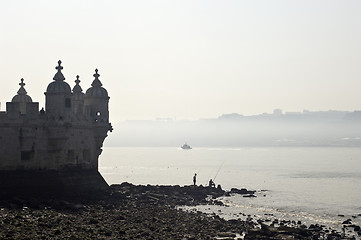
[65, 98, 71, 108]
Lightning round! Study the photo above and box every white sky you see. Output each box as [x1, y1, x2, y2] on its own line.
[1, 0, 361, 122]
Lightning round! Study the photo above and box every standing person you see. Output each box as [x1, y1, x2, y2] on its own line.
[193, 173, 197, 186]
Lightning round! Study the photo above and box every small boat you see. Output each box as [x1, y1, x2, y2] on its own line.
[181, 142, 192, 150]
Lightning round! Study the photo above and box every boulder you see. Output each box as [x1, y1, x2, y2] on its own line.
[230, 188, 255, 195]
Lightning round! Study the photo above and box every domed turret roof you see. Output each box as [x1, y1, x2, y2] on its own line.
[46, 60, 71, 93]
[47, 81, 71, 93]
[85, 69, 109, 98]
[12, 78, 33, 103]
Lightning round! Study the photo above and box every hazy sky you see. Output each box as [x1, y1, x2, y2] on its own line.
[1, 0, 360, 122]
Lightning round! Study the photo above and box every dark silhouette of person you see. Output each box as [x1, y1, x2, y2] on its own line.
[209, 179, 215, 188]
[193, 173, 197, 186]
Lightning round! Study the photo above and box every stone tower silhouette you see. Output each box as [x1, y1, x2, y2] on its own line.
[0, 60, 112, 195]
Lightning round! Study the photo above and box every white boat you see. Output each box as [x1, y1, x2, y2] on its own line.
[181, 143, 192, 150]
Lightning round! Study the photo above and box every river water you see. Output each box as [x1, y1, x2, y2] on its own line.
[99, 147, 361, 234]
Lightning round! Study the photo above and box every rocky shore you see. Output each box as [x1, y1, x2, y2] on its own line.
[0, 183, 359, 239]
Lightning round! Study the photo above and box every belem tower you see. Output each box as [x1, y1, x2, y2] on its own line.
[0, 61, 112, 193]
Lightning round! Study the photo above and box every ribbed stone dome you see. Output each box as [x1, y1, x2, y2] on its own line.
[85, 86, 108, 98]
[12, 94, 32, 103]
[46, 81, 71, 93]
[85, 69, 109, 98]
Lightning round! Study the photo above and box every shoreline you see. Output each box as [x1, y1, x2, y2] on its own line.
[0, 183, 359, 239]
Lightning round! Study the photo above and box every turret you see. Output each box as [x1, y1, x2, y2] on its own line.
[72, 75, 84, 119]
[10, 78, 33, 114]
[84, 69, 112, 161]
[44, 60, 72, 120]
[7, 78, 38, 118]
[84, 69, 110, 124]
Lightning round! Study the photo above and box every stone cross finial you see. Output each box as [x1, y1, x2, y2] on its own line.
[17, 78, 27, 95]
[19, 78, 25, 87]
[93, 69, 100, 79]
[75, 75, 80, 84]
[56, 60, 63, 71]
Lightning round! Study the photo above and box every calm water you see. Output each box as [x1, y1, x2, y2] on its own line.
[99, 147, 361, 232]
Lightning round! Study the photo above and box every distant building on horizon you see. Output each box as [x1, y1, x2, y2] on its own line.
[273, 109, 283, 116]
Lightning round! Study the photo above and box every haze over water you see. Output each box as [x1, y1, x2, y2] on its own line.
[99, 147, 361, 233]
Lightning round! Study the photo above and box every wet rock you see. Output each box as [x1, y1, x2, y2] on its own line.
[342, 219, 352, 225]
[309, 224, 322, 231]
[243, 194, 256, 198]
[230, 188, 255, 195]
[213, 200, 224, 206]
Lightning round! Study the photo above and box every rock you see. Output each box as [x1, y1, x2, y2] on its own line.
[243, 194, 256, 198]
[213, 200, 223, 206]
[89, 218, 99, 224]
[230, 188, 255, 195]
[309, 224, 322, 231]
[342, 219, 352, 225]
[217, 232, 236, 238]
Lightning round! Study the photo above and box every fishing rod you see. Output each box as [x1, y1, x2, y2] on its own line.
[213, 159, 226, 182]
